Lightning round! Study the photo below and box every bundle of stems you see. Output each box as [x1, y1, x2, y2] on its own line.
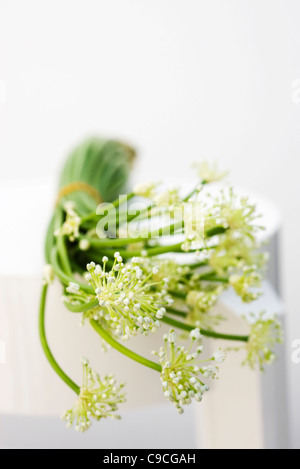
[39, 138, 282, 432]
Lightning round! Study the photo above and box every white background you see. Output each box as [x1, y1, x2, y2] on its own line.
[0, 0, 300, 448]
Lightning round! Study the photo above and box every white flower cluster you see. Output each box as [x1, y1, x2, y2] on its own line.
[43, 264, 55, 285]
[139, 257, 189, 294]
[229, 267, 262, 303]
[244, 313, 283, 370]
[154, 187, 181, 209]
[153, 329, 225, 414]
[208, 189, 260, 237]
[193, 161, 228, 184]
[209, 236, 267, 276]
[85, 254, 170, 340]
[55, 202, 81, 242]
[186, 288, 225, 329]
[62, 358, 125, 432]
[133, 181, 159, 199]
[182, 201, 205, 252]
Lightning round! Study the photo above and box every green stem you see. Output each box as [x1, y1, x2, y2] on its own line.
[39, 285, 80, 394]
[50, 246, 94, 294]
[161, 315, 249, 342]
[206, 226, 228, 237]
[112, 192, 134, 208]
[90, 320, 162, 372]
[199, 273, 229, 283]
[54, 208, 73, 276]
[168, 289, 187, 300]
[81, 193, 135, 224]
[187, 261, 208, 270]
[64, 298, 99, 313]
[182, 183, 205, 202]
[87, 242, 183, 259]
[81, 221, 184, 248]
[166, 307, 187, 318]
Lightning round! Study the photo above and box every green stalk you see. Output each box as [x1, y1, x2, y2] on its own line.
[198, 273, 229, 283]
[90, 320, 162, 372]
[168, 289, 187, 300]
[112, 192, 134, 208]
[64, 298, 99, 313]
[161, 315, 249, 342]
[39, 285, 80, 394]
[80, 192, 135, 224]
[55, 208, 73, 277]
[182, 183, 205, 202]
[50, 246, 94, 294]
[166, 307, 187, 318]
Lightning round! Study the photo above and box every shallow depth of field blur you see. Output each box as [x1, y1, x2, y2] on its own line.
[0, 0, 300, 449]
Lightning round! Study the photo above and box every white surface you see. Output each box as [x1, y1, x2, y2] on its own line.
[0, 179, 54, 276]
[0, 404, 196, 449]
[0, 0, 298, 447]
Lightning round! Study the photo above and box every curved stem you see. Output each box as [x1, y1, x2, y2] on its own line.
[87, 242, 183, 259]
[55, 208, 73, 277]
[198, 273, 229, 283]
[161, 315, 249, 343]
[187, 261, 208, 270]
[90, 320, 162, 373]
[64, 298, 99, 313]
[50, 246, 94, 294]
[168, 289, 187, 300]
[39, 285, 80, 394]
[166, 307, 187, 318]
[182, 182, 206, 202]
[81, 193, 135, 224]
[206, 226, 228, 237]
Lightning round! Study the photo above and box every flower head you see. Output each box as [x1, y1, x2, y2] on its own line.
[209, 235, 267, 276]
[133, 181, 159, 199]
[62, 358, 125, 432]
[84, 255, 169, 340]
[193, 161, 228, 183]
[154, 187, 181, 208]
[43, 264, 55, 285]
[229, 267, 262, 303]
[211, 189, 261, 237]
[139, 257, 190, 294]
[153, 329, 224, 414]
[186, 288, 225, 329]
[182, 201, 205, 252]
[55, 202, 81, 242]
[244, 313, 283, 370]
[79, 239, 90, 251]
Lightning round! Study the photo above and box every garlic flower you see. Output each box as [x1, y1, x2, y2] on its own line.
[62, 358, 126, 432]
[182, 201, 205, 252]
[82, 254, 169, 340]
[153, 329, 225, 414]
[154, 187, 181, 207]
[133, 181, 159, 199]
[55, 202, 81, 242]
[43, 264, 55, 285]
[193, 161, 228, 183]
[229, 267, 262, 303]
[244, 313, 283, 370]
[186, 288, 225, 329]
